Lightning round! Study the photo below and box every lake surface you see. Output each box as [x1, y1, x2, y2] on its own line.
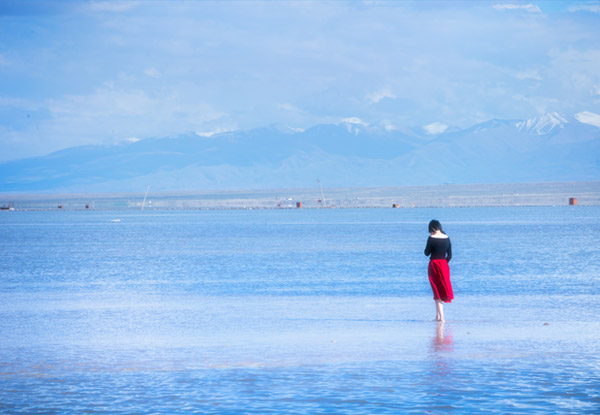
[1, 207, 599, 414]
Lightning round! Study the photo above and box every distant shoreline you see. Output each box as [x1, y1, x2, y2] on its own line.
[1, 181, 599, 211]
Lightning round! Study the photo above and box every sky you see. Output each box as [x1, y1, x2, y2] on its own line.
[0, 0, 599, 161]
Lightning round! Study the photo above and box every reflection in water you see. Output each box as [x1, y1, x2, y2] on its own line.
[428, 322, 455, 380]
[432, 322, 454, 353]
[422, 322, 458, 410]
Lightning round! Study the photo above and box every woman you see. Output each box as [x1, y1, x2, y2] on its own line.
[424, 219, 453, 321]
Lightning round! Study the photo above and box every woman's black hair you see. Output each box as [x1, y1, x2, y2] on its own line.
[428, 219, 443, 234]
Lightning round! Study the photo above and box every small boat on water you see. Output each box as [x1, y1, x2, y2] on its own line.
[0, 202, 15, 211]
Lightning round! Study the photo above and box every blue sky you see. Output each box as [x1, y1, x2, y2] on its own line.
[0, 0, 599, 161]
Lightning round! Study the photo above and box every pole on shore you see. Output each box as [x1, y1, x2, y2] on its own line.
[141, 185, 150, 210]
[317, 179, 327, 208]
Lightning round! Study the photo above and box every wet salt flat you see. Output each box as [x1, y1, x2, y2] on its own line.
[1, 207, 599, 413]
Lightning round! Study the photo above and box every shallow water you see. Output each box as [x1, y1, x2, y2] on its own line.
[1, 207, 599, 413]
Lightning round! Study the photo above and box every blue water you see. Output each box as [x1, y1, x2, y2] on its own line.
[1, 207, 599, 414]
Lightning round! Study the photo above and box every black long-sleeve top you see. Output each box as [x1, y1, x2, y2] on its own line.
[424, 236, 452, 262]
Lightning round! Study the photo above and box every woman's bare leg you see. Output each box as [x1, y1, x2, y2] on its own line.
[435, 299, 445, 322]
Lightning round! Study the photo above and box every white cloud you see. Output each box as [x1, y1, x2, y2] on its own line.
[493, 3, 542, 13]
[48, 88, 154, 117]
[341, 117, 369, 126]
[122, 136, 141, 143]
[278, 103, 295, 111]
[14, 84, 226, 156]
[361, 1, 390, 5]
[2, 0, 600, 161]
[516, 70, 542, 81]
[575, 111, 600, 127]
[88, 1, 141, 13]
[569, 4, 600, 13]
[0, 96, 41, 111]
[383, 122, 398, 132]
[423, 122, 448, 135]
[367, 88, 396, 104]
[512, 94, 559, 114]
[196, 128, 234, 137]
[144, 68, 160, 78]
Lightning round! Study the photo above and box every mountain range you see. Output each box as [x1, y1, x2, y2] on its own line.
[1, 112, 599, 193]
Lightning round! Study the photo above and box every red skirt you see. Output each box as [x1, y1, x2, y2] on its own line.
[428, 259, 454, 303]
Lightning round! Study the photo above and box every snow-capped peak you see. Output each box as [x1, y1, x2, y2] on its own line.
[339, 117, 370, 135]
[515, 112, 569, 135]
[340, 117, 369, 127]
[423, 122, 448, 135]
[574, 111, 600, 128]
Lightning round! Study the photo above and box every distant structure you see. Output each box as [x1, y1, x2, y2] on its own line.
[317, 179, 327, 208]
[392, 204, 400, 208]
[141, 185, 150, 210]
[296, 202, 302, 208]
[0, 201, 15, 211]
[569, 198, 578, 206]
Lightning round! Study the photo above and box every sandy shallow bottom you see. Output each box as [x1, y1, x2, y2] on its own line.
[1, 294, 599, 414]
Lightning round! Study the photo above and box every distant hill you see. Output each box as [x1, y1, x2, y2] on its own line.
[1, 112, 599, 192]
